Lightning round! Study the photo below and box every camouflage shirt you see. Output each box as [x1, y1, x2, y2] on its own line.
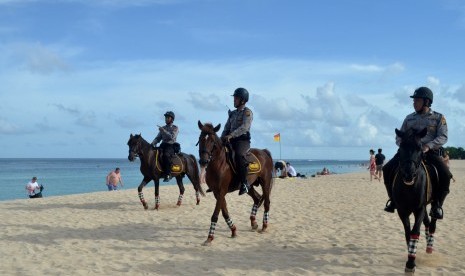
[152, 124, 178, 145]
[221, 106, 253, 139]
[396, 109, 447, 150]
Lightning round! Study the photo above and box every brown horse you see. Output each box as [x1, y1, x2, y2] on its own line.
[127, 134, 204, 210]
[197, 121, 274, 246]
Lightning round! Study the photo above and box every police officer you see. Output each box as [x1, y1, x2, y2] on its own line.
[152, 111, 179, 182]
[221, 88, 253, 195]
[383, 87, 451, 219]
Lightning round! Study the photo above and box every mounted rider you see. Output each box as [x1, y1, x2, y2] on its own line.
[151, 111, 179, 182]
[221, 88, 253, 195]
[383, 87, 451, 219]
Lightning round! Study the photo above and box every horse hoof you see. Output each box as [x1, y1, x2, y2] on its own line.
[154, 204, 160, 210]
[176, 201, 182, 206]
[426, 247, 433, 254]
[196, 199, 200, 205]
[202, 236, 214, 246]
[143, 204, 148, 210]
[251, 223, 259, 231]
[405, 266, 415, 273]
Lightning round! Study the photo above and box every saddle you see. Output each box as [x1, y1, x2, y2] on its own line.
[392, 160, 438, 204]
[224, 144, 261, 175]
[154, 149, 184, 175]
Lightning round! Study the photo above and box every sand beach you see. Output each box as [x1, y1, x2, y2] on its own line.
[1, 161, 464, 275]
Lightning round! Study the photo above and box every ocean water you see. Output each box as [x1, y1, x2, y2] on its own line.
[0, 158, 365, 201]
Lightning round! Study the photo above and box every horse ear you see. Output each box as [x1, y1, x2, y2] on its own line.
[213, 124, 221, 133]
[395, 128, 403, 138]
[130, 134, 133, 138]
[198, 120, 203, 130]
[418, 127, 428, 138]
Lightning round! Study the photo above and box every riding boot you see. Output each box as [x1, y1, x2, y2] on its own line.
[238, 163, 250, 196]
[383, 175, 396, 213]
[163, 163, 172, 182]
[430, 191, 449, 219]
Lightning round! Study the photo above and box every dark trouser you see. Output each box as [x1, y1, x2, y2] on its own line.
[232, 139, 250, 184]
[383, 151, 451, 204]
[29, 192, 42, 198]
[425, 153, 451, 204]
[160, 142, 175, 176]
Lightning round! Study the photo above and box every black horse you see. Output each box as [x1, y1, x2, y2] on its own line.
[392, 128, 438, 273]
[127, 134, 205, 210]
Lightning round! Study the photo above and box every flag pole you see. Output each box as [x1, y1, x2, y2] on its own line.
[279, 136, 282, 160]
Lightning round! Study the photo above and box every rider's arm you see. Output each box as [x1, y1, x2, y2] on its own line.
[426, 115, 448, 150]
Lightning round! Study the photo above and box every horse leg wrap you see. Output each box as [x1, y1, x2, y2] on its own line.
[250, 204, 258, 217]
[208, 221, 217, 238]
[177, 194, 183, 206]
[138, 192, 145, 203]
[226, 218, 237, 237]
[155, 195, 160, 209]
[426, 231, 435, 253]
[138, 192, 148, 209]
[195, 191, 200, 205]
[263, 211, 270, 225]
[408, 234, 419, 258]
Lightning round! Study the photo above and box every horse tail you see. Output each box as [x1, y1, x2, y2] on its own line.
[257, 148, 274, 208]
[189, 153, 205, 197]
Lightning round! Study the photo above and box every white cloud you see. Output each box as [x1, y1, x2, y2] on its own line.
[427, 76, 440, 86]
[0, 117, 20, 134]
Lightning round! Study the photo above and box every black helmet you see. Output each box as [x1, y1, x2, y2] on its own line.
[164, 111, 175, 120]
[232, 87, 249, 103]
[410, 87, 433, 105]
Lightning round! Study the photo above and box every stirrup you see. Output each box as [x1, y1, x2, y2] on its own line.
[238, 183, 250, 195]
[384, 199, 395, 213]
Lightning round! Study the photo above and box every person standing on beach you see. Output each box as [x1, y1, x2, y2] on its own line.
[151, 111, 179, 182]
[106, 168, 123, 191]
[382, 87, 451, 219]
[368, 149, 377, 181]
[221, 87, 253, 195]
[25, 176, 43, 198]
[375, 148, 385, 181]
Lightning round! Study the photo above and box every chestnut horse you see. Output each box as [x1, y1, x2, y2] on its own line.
[197, 121, 273, 246]
[392, 128, 438, 273]
[127, 134, 204, 210]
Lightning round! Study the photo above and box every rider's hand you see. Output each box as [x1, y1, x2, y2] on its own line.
[221, 135, 232, 144]
[422, 145, 430, 153]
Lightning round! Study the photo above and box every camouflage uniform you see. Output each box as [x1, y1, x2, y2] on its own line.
[221, 106, 253, 187]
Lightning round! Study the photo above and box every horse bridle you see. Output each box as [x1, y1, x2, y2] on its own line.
[399, 150, 423, 185]
[128, 139, 141, 158]
[197, 132, 216, 166]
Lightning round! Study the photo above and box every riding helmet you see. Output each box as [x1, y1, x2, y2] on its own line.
[164, 111, 175, 120]
[410, 87, 433, 105]
[232, 87, 249, 103]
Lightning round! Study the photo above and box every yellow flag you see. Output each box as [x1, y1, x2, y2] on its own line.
[273, 133, 280, 142]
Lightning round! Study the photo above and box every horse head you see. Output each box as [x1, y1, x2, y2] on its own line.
[127, 133, 143, 161]
[396, 127, 428, 185]
[197, 121, 221, 167]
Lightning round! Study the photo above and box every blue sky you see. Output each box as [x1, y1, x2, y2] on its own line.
[1, 0, 464, 160]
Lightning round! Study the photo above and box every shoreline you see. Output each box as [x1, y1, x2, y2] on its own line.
[1, 160, 463, 275]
